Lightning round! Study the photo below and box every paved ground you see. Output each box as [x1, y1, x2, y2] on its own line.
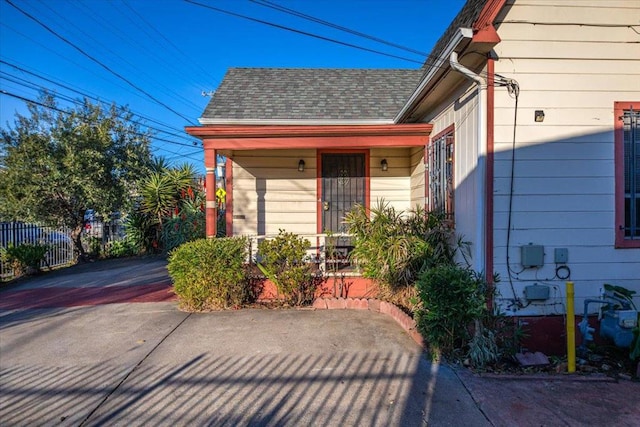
[0, 258, 638, 426]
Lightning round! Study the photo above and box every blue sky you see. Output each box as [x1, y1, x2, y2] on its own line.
[0, 0, 466, 172]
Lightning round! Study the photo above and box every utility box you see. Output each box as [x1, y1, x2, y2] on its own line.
[524, 284, 550, 301]
[521, 244, 544, 268]
[554, 248, 569, 264]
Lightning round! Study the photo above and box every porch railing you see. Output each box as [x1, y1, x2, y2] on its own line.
[246, 233, 359, 276]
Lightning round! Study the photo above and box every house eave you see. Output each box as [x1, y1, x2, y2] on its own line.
[198, 118, 395, 126]
[185, 123, 433, 151]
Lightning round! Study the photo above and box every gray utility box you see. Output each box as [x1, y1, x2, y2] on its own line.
[524, 284, 550, 301]
[521, 244, 544, 268]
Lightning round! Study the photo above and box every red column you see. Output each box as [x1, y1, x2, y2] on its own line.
[205, 148, 217, 238]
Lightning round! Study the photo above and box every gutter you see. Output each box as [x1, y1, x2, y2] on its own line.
[450, 50, 487, 274]
[394, 28, 473, 124]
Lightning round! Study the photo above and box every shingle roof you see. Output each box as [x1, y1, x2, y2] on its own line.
[201, 68, 424, 122]
[422, 0, 486, 71]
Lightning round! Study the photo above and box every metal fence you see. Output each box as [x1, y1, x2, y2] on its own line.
[0, 222, 76, 281]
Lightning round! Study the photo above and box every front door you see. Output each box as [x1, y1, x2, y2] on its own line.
[321, 153, 366, 269]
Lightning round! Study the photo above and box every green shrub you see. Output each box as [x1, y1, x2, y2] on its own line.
[1, 243, 49, 275]
[105, 239, 139, 258]
[257, 230, 319, 306]
[416, 265, 487, 360]
[161, 209, 205, 253]
[344, 199, 467, 293]
[168, 237, 253, 310]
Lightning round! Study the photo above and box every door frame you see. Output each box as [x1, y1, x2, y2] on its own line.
[316, 149, 370, 235]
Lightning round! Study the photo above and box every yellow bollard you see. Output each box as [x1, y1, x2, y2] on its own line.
[566, 281, 576, 373]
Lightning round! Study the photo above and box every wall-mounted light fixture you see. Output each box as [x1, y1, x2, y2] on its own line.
[534, 110, 545, 122]
[381, 159, 388, 172]
[298, 159, 305, 172]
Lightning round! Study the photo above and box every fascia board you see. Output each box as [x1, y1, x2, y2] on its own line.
[394, 27, 473, 124]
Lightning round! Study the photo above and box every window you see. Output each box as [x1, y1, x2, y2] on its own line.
[427, 126, 454, 221]
[615, 102, 640, 247]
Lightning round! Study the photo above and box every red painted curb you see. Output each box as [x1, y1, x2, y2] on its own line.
[0, 283, 176, 309]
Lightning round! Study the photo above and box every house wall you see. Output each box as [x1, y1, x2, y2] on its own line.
[231, 149, 317, 236]
[409, 146, 425, 209]
[420, 83, 483, 270]
[370, 147, 412, 212]
[231, 148, 414, 237]
[491, 0, 640, 315]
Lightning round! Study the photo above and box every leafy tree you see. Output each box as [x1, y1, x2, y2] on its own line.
[0, 93, 153, 259]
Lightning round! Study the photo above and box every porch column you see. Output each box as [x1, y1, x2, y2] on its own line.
[205, 148, 217, 238]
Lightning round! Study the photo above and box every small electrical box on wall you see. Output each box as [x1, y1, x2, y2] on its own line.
[521, 244, 544, 268]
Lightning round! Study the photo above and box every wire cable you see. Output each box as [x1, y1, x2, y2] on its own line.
[249, 0, 429, 57]
[5, 0, 197, 125]
[183, 0, 423, 65]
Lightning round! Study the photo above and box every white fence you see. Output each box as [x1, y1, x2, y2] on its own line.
[0, 222, 76, 281]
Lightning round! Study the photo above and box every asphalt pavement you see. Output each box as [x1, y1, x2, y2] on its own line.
[0, 258, 638, 426]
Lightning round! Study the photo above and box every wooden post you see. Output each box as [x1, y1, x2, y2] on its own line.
[205, 148, 217, 238]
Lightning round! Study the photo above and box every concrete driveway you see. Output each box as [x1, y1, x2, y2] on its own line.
[2, 258, 638, 426]
[0, 259, 487, 426]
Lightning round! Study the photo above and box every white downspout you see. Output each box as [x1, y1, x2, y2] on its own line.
[450, 51, 487, 273]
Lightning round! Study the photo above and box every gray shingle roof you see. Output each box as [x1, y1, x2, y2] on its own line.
[422, 0, 486, 71]
[201, 68, 424, 122]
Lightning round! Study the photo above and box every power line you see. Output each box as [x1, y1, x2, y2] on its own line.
[120, 0, 219, 88]
[5, 0, 198, 125]
[183, 0, 424, 65]
[250, 0, 429, 57]
[0, 62, 200, 144]
[0, 89, 200, 149]
[67, 0, 205, 111]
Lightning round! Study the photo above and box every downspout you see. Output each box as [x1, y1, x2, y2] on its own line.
[450, 51, 487, 274]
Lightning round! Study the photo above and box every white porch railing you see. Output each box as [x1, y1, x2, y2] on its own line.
[246, 233, 359, 276]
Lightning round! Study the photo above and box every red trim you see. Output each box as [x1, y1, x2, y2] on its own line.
[486, 58, 496, 308]
[186, 124, 432, 138]
[186, 124, 432, 151]
[316, 149, 370, 235]
[614, 101, 640, 248]
[428, 125, 455, 214]
[473, 0, 506, 44]
[204, 148, 217, 238]
[225, 157, 233, 237]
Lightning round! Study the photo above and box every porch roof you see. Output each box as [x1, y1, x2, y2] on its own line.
[199, 68, 424, 125]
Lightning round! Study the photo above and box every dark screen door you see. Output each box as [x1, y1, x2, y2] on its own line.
[321, 153, 365, 233]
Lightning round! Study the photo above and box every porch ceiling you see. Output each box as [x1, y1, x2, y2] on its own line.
[185, 123, 433, 151]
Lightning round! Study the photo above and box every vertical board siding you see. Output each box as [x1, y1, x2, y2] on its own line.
[492, 0, 640, 314]
[426, 84, 481, 266]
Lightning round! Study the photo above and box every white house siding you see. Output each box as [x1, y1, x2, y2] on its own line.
[492, 0, 640, 315]
[231, 149, 317, 237]
[422, 84, 482, 270]
[370, 147, 412, 213]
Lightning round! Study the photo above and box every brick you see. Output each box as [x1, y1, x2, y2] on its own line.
[347, 298, 368, 310]
[312, 298, 327, 310]
[379, 301, 392, 315]
[368, 299, 381, 312]
[326, 298, 347, 310]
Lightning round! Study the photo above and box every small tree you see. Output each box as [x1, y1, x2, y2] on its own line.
[0, 93, 153, 260]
